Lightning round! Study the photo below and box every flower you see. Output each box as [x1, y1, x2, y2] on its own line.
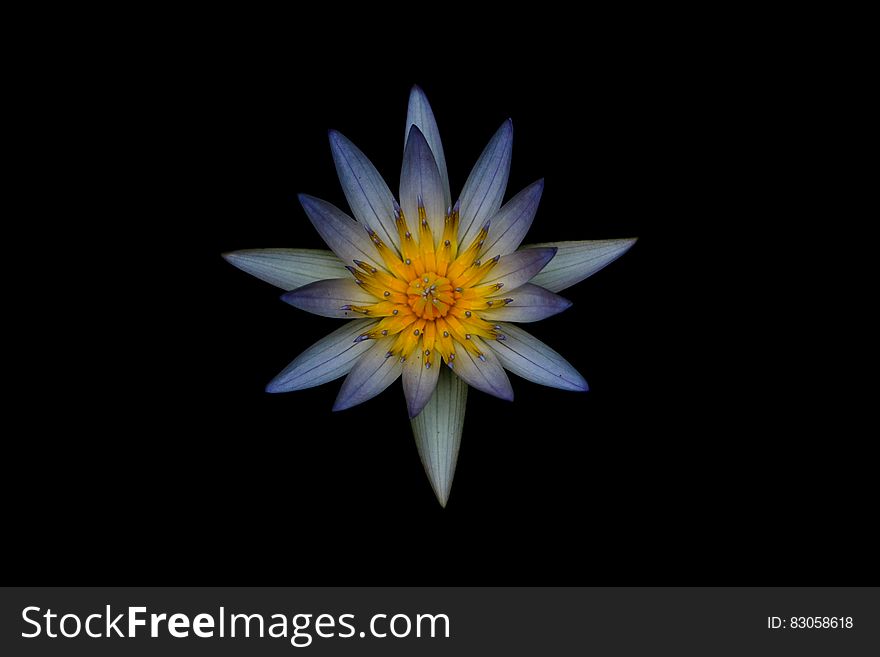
[224, 86, 636, 506]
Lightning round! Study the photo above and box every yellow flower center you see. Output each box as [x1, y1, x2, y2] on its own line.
[407, 272, 454, 319]
[349, 200, 512, 369]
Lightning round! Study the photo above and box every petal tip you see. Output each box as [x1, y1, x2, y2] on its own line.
[265, 379, 285, 394]
[493, 383, 515, 402]
[406, 123, 426, 143]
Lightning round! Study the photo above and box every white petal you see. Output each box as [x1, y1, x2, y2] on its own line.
[481, 283, 571, 323]
[486, 323, 587, 392]
[222, 248, 349, 291]
[299, 194, 383, 270]
[481, 247, 557, 292]
[480, 179, 544, 258]
[329, 130, 400, 250]
[449, 338, 513, 401]
[333, 337, 403, 411]
[402, 344, 441, 418]
[411, 366, 467, 507]
[405, 85, 450, 208]
[458, 120, 513, 246]
[266, 319, 378, 393]
[281, 278, 375, 319]
[400, 126, 446, 246]
[525, 239, 637, 293]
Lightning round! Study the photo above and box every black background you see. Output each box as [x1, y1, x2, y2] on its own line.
[10, 15, 874, 585]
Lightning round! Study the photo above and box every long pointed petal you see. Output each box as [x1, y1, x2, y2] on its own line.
[481, 247, 557, 292]
[299, 194, 383, 270]
[411, 366, 467, 507]
[487, 323, 588, 392]
[458, 119, 513, 245]
[402, 347, 441, 418]
[525, 239, 637, 293]
[479, 179, 544, 258]
[481, 283, 572, 323]
[281, 278, 376, 319]
[266, 320, 378, 393]
[333, 338, 403, 411]
[222, 248, 349, 291]
[329, 130, 400, 250]
[400, 126, 446, 245]
[405, 85, 450, 208]
[449, 338, 513, 401]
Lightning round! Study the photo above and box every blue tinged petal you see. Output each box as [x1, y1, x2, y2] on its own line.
[480, 247, 557, 292]
[479, 179, 544, 258]
[402, 345, 442, 418]
[410, 366, 467, 507]
[480, 283, 571, 323]
[299, 194, 384, 270]
[405, 85, 450, 208]
[449, 338, 514, 401]
[333, 338, 403, 411]
[266, 320, 378, 393]
[400, 126, 446, 246]
[281, 278, 376, 319]
[458, 120, 513, 246]
[329, 130, 400, 250]
[525, 239, 637, 293]
[486, 323, 588, 392]
[222, 248, 349, 291]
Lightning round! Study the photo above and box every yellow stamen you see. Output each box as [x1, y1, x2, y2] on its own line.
[446, 221, 489, 281]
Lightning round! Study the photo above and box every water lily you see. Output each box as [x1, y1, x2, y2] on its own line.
[224, 86, 635, 506]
